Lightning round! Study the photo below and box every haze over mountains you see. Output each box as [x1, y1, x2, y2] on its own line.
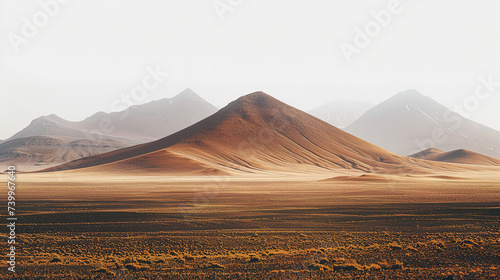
[346, 90, 500, 159]
[0, 89, 217, 171]
[9, 88, 217, 142]
[308, 100, 373, 128]
[42, 92, 484, 176]
[4, 89, 500, 174]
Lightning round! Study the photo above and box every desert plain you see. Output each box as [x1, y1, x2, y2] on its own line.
[1, 168, 499, 279]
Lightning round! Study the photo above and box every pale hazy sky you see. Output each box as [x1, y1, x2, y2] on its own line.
[2, 0, 500, 139]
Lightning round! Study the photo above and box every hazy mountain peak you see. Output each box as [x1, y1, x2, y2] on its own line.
[347, 90, 500, 159]
[173, 88, 201, 100]
[389, 90, 431, 106]
[9, 113, 88, 140]
[395, 89, 423, 97]
[30, 114, 62, 126]
[34, 114, 65, 123]
[348, 90, 434, 122]
[47, 113, 62, 119]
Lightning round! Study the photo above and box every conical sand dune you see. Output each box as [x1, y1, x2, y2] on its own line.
[40, 92, 490, 175]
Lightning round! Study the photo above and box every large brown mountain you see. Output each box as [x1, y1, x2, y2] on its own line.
[346, 90, 500, 159]
[40, 92, 473, 175]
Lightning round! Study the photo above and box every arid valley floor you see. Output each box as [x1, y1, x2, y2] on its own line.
[2, 171, 499, 279]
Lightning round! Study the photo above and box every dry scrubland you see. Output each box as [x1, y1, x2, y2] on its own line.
[5, 230, 500, 279]
[0, 173, 499, 279]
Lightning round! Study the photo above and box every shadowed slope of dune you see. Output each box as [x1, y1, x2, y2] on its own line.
[408, 148, 445, 159]
[321, 174, 396, 182]
[410, 148, 500, 166]
[38, 92, 491, 175]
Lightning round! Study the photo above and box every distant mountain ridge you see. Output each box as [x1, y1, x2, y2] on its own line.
[1, 89, 218, 171]
[346, 90, 500, 159]
[8, 88, 218, 142]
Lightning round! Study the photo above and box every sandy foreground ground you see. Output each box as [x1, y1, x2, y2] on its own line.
[1, 170, 499, 279]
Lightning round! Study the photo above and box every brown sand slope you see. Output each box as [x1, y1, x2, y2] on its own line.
[410, 148, 500, 166]
[39, 92, 490, 175]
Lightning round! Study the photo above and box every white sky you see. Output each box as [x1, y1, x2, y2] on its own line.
[1, 0, 500, 139]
